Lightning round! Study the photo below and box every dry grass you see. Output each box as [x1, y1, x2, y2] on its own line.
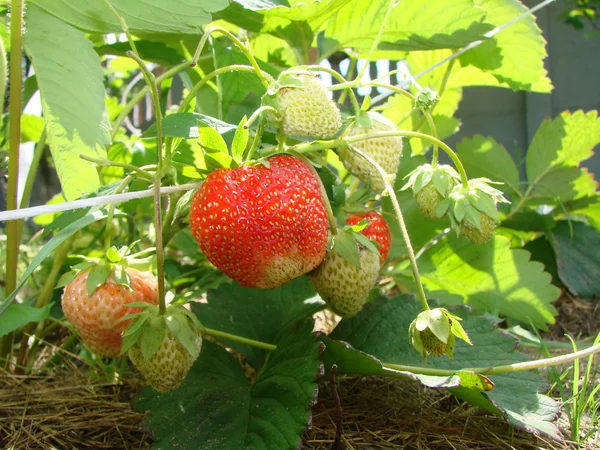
[0, 370, 149, 449]
[304, 376, 568, 450]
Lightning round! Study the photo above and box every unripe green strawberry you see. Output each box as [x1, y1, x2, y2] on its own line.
[189, 155, 329, 289]
[409, 308, 471, 359]
[61, 268, 158, 357]
[402, 164, 461, 220]
[339, 112, 403, 193]
[459, 211, 497, 243]
[129, 331, 202, 393]
[445, 178, 509, 244]
[308, 246, 380, 318]
[415, 184, 444, 220]
[265, 72, 341, 139]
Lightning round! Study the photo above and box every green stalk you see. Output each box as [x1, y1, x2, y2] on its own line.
[244, 105, 279, 130]
[385, 341, 600, 376]
[353, 0, 397, 83]
[201, 327, 277, 352]
[111, 61, 190, 139]
[15, 128, 47, 248]
[191, 26, 272, 89]
[0, 25, 7, 113]
[337, 55, 357, 106]
[103, 175, 133, 251]
[178, 64, 272, 113]
[1, 0, 25, 361]
[370, 82, 440, 165]
[127, 51, 167, 315]
[79, 154, 154, 181]
[16, 238, 73, 370]
[291, 130, 469, 188]
[303, 65, 360, 117]
[199, 328, 600, 377]
[343, 145, 430, 311]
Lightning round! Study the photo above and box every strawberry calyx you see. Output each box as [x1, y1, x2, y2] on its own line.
[408, 307, 471, 360]
[120, 299, 203, 362]
[441, 178, 509, 242]
[56, 244, 156, 297]
[330, 223, 381, 269]
[402, 163, 461, 220]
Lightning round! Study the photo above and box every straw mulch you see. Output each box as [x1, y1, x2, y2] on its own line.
[0, 370, 149, 449]
[304, 376, 572, 450]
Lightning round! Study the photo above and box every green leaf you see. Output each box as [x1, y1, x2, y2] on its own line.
[106, 247, 121, 263]
[55, 271, 77, 289]
[95, 40, 185, 66]
[198, 121, 235, 170]
[191, 277, 322, 368]
[29, 0, 228, 35]
[324, 0, 492, 55]
[551, 221, 600, 298]
[144, 113, 237, 139]
[86, 264, 110, 297]
[231, 116, 249, 162]
[456, 135, 521, 197]
[459, 0, 552, 93]
[401, 234, 559, 329]
[0, 210, 108, 316]
[141, 317, 167, 361]
[136, 319, 321, 449]
[24, 5, 111, 200]
[525, 111, 600, 203]
[20, 114, 44, 143]
[331, 296, 561, 440]
[112, 265, 132, 289]
[0, 303, 52, 338]
[332, 232, 361, 268]
[382, 151, 445, 259]
[212, 40, 280, 124]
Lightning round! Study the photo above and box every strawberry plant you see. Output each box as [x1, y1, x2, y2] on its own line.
[1, 0, 600, 448]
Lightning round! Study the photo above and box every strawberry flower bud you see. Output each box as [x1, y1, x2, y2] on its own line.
[402, 164, 461, 219]
[415, 88, 438, 111]
[409, 307, 471, 359]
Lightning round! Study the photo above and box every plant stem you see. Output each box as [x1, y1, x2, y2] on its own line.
[370, 82, 440, 165]
[111, 61, 190, 139]
[191, 26, 272, 89]
[354, 0, 397, 83]
[126, 51, 166, 315]
[337, 55, 357, 105]
[103, 175, 133, 251]
[199, 327, 600, 377]
[244, 105, 279, 130]
[384, 341, 600, 376]
[201, 327, 277, 352]
[291, 130, 469, 188]
[16, 238, 73, 371]
[303, 65, 360, 117]
[179, 64, 271, 113]
[79, 154, 154, 181]
[1, 0, 25, 362]
[291, 152, 338, 235]
[344, 145, 430, 311]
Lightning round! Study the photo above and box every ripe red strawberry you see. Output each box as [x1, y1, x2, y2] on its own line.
[61, 268, 158, 357]
[346, 211, 391, 262]
[189, 155, 330, 289]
